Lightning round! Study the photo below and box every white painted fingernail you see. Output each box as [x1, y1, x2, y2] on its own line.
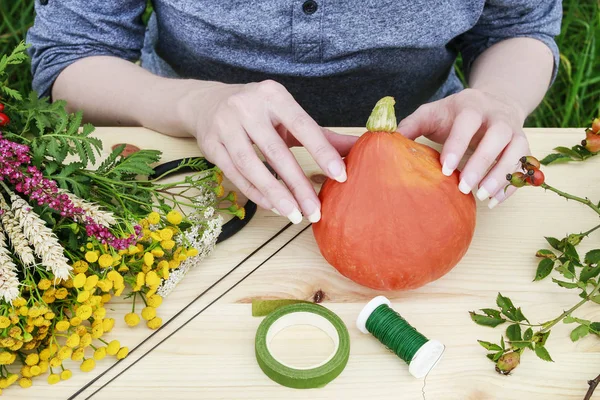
[328, 160, 347, 183]
[302, 199, 321, 223]
[271, 208, 281, 216]
[458, 179, 472, 194]
[476, 187, 490, 201]
[488, 198, 499, 209]
[279, 199, 302, 224]
[442, 154, 458, 176]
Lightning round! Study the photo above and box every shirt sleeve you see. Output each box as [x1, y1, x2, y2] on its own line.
[26, 1, 147, 98]
[454, 0, 562, 84]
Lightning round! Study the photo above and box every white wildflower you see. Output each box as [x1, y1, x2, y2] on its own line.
[11, 195, 72, 280]
[63, 192, 117, 227]
[0, 227, 20, 304]
[0, 208, 36, 266]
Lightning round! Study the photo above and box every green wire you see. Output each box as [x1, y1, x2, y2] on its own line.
[365, 304, 428, 364]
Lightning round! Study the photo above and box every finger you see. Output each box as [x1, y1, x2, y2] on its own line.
[475, 132, 530, 202]
[269, 92, 348, 183]
[396, 102, 452, 141]
[488, 184, 517, 210]
[321, 128, 359, 157]
[221, 129, 304, 224]
[458, 122, 512, 195]
[245, 120, 322, 223]
[438, 109, 483, 177]
[201, 140, 272, 211]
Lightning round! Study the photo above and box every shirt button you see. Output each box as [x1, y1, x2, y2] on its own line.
[302, 0, 318, 15]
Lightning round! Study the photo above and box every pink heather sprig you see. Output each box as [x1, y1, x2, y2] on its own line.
[0, 134, 139, 249]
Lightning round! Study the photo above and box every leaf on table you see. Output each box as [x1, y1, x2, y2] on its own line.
[510, 341, 532, 350]
[470, 311, 506, 327]
[536, 249, 556, 259]
[534, 344, 553, 362]
[555, 261, 575, 280]
[506, 324, 522, 341]
[524, 327, 533, 341]
[496, 293, 515, 312]
[535, 258, 555, 281]
[552, 278, 579, 289]
[584, 249, 600, 265]
[589, 323, 600, 334]
[563, 242, 580, 261]
[533, 330, 550, 346]
[590, 295, 600, 305]
[553, 146, 583, 160]
[540, 153, 573, 165]
[478, 340, 503, 351]
[570, 324, 590, 342]
[545, 237, 563, 250]
[579, 264, 600, 283]
[481, 308, 502, 319]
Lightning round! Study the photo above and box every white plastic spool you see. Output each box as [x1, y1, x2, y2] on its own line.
[356, 296, 445, 379]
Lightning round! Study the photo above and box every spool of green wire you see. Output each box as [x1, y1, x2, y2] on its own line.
[356, 296, 445, 379]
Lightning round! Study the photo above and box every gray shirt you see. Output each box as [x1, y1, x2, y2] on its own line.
[26, 0, 562, 127]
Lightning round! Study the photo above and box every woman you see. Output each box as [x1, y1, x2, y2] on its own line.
[26, 0, 561, 224]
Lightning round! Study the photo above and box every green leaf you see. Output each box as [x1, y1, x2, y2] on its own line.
[552, 278, 579, 289]
[589, 323, 600, 334]
[500, 336, 505, 350]
[511, 341, 532, 350]
[570, 325, 590, 342]
[478, 340, 503, 352]
[535, 258, 555, 281]
[580, 265, 600, 283]
[470, 312, 506, 327]
[574, 145, 593, 158]
[496, 293, 514, 312]
[584, 249, 600, 265]
[553, 146, 583, 160]
[540, 153, 572, 165]
[514, 308, 528, 323]
[545, 237, 562, 250]
[481, 308, 502, 319]
[524, 328, 533, 341]
[590, 295, 600, 304]
[563, 242, 580, 261]
[506, 324, 522, 341]
[534, 344, 553, 362]
[563, 315, 577, 324]
[555, 261, 575, 280]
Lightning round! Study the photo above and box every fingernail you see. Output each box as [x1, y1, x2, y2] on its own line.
[458, 179, 472, 194]
[442, 154, 458, 176]
[279, 199, 302, 224]
[488, 198, 500, 209]
[328, 160, 347, 183]
[271, 208, 280, 216]
[476, 178, 498, 201]
[302, 199, 321, 223]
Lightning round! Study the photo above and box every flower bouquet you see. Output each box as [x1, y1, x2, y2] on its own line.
[0, 42, 244, 392]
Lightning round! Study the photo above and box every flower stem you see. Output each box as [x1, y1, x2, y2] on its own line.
[541, 183, 600, 215]
[540, 280, 600, 333]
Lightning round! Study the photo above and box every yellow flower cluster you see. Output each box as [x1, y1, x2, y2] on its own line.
[120, 210, 196, 330]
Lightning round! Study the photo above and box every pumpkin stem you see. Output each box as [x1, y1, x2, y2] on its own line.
[366, 96, 397, 133]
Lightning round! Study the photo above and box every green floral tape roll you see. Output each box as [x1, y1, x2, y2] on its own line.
[254, 303, 350, 389]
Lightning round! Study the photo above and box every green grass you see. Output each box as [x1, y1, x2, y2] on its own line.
[0, 0, 598, 128]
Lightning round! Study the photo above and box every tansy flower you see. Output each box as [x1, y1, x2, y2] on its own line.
[143, 253, 154, 267]
[147, 294, 163, 308]
[49, 357, 62, 367]
[147, 212, 160, 225]
[80, 333, 92, 348]
[76, 305, 93, 320]
[124, 312, 140, 327]
[116, 347, 129, 360]
[47, 374, 60, 385]
[141, 306, 156, 321]
[159, 229, 173, 241]
[29, 365, 41, 376]
[0, 317, 9, 329]
[38, 361, 49, 373]
[145, 271, 160, 286]
[71, 348, 85, 361]
[59, 346, 73, 360]
[84, 251, 98, 263]
[94, 347, 107, 360]
[161, 239, 175, 250]
[80, 358, 96, 372]
[147, 316, 163, 330]
[77, 291, 90, 302]
[25, 353, 39, 366]
[106, 340, 120, 356]
[98, 254, 113, 268]
[167, 210, 182, 225]
[60, 369, 72, 380]
[151, 248, 165, 258]
[103, 318, 115, 332]
[84, 275, 99, 290]
[18, 378, 32, 388]
[55, 287, 68, 299]
[38, 279, 52, 290]
[66, 333, 80, 348]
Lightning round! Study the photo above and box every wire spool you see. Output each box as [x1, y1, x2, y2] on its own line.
[356, 296, 445, 379]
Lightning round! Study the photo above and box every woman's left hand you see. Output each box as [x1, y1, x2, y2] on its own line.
[397, 88, 530, 209]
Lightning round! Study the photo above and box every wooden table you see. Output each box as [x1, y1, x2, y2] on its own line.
[12, 127, 600, 400]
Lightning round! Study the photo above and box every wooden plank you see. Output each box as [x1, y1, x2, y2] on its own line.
[87, 128, 600, 399]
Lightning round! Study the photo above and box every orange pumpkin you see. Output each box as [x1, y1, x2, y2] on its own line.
[312, 97, 476, 290]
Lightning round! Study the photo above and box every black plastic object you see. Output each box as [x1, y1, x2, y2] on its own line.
[150, 157, 257, 244]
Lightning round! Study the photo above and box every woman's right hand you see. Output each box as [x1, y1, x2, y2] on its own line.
[182, 80, 358, 224]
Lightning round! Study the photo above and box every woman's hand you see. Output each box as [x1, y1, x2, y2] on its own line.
[397, 88, 530, 209]
[185, 80, 358, 224]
